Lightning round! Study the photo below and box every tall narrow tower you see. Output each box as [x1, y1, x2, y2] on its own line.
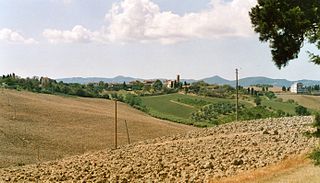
[177, 75, 180, 83]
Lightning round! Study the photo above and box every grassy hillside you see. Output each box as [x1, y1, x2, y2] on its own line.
[141, 93, 307, 127]
[0, 89, 194, 168]
[141, 93, 252, 127]
[278, 94, 320, 111]
[261, 98, 298, 115]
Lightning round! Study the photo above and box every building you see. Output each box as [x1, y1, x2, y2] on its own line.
[143, 80, 155, 86]
[165, 80, 174, 88]
[165, 75, 181, 88]
[176, 75, 180, 83]
[290, 82, 305, 94]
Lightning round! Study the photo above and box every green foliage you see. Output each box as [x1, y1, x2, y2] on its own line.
[152, 80, 163, 91]
[177, 98, 210, 107]
[265, 91, 276, 99]
[295, 105, 311, 116]
[250, 0, 320, 67]
[309, 148, 320, 166]
[189, 81, 235, 98]
[238, 106, 285, 121]
[282, 86, 287, 91]
[124, 93, 148, 112]
[313, 112, 320, 134]
[254, 96, 262, 106]
[191, 103, 236, 124]
[287, 99, 296, 104]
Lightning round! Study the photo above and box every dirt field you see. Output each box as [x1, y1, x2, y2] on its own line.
[0, 116, 316, 182]
[212, 154, 320, 183]
[0, 89, 195, 168]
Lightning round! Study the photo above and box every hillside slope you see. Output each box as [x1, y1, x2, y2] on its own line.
[0, 117, 316, 182]
[0, 89, 194, 168]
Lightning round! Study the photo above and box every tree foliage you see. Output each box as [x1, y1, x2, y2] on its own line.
[250, 0, 320, 67]
[295, 105, 311, 116]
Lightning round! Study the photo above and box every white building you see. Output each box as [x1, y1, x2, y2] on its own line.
[290, 82, 305, 93]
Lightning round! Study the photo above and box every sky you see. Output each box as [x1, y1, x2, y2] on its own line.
[0, 0, 320, 81]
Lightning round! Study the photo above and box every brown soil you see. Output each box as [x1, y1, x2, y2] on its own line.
[0, 89, 195, 168]
[0, 116, 316, 182]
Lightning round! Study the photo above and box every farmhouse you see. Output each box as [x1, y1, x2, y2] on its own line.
[143, 80, 155, 86]
[290, 82, 306, 94]
[166, 75, 181, 88]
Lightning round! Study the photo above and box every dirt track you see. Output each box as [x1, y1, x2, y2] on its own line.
[0, 116, 316, 182]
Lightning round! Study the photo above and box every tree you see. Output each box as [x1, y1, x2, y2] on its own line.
[250, 1, 320, 67]
[282, 86, 287, 91]
[122, 82, 127, 90]
[152, 80, 163, 91]
[250, 88, 255, 95]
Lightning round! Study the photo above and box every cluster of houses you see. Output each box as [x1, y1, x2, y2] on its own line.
[141, 75, 183, 89]
[290, 82, 306, 94]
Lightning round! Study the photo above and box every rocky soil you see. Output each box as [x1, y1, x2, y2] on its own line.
[0, 117, 317, 182]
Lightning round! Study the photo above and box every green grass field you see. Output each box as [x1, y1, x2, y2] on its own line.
[141, 93, 251, 127]
[141, 93, 311, 127]
[261, 98, 298, 115]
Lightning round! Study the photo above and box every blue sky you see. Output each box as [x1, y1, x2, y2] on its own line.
[1, 0, 320, 80]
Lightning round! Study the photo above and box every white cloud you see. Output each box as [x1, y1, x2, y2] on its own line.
[0, 28, 37, 44]
[43, 0, 257, 44]
[50, 0, 73, 5]
[43, 25, 95, 44]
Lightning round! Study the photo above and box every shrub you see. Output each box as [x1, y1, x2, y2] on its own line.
[314, 112, 320, 134]
[191, 102, 236, 125]
[309, 148, 320, 165]
[287, 99, 295, 104]
[254, 97, 261, 106]
[265, 91, 276, 99]
[295, 105, 311, 116]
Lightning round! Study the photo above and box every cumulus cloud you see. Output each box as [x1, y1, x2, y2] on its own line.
[43, 0, 257, 44]
[43, 25, 95, 43]
[0, 28, 37, 44]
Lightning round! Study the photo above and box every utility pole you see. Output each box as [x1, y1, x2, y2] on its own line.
[124, 120, 130, 144]
[114, 100, 118, 149]
[236, 69, 239, 122]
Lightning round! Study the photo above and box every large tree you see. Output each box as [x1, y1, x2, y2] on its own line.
[249, 0, 320, 68]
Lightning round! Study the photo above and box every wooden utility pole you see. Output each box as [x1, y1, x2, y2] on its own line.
[114, 100, 118, 149]
[124, 120, 130, 144]
[236, 69, 239, 122]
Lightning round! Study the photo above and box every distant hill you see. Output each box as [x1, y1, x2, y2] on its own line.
[202, 75, 231, 85]
[239, 77, 292, 87]
[56, 75, 320, 87]
[201, 76, 320, 87]
[56, 76, 143, 84]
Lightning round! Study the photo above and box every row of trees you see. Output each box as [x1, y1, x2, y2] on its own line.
[0, 74, 177, 97]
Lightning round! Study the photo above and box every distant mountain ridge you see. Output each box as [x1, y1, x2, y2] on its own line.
[56, 76, 143, 84]
[56, 75, 320, 87]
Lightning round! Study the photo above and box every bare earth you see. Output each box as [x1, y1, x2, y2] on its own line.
[0, 89, 195, 168]
[0, 115, 317, 182]
[259, 163, 320, 183]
